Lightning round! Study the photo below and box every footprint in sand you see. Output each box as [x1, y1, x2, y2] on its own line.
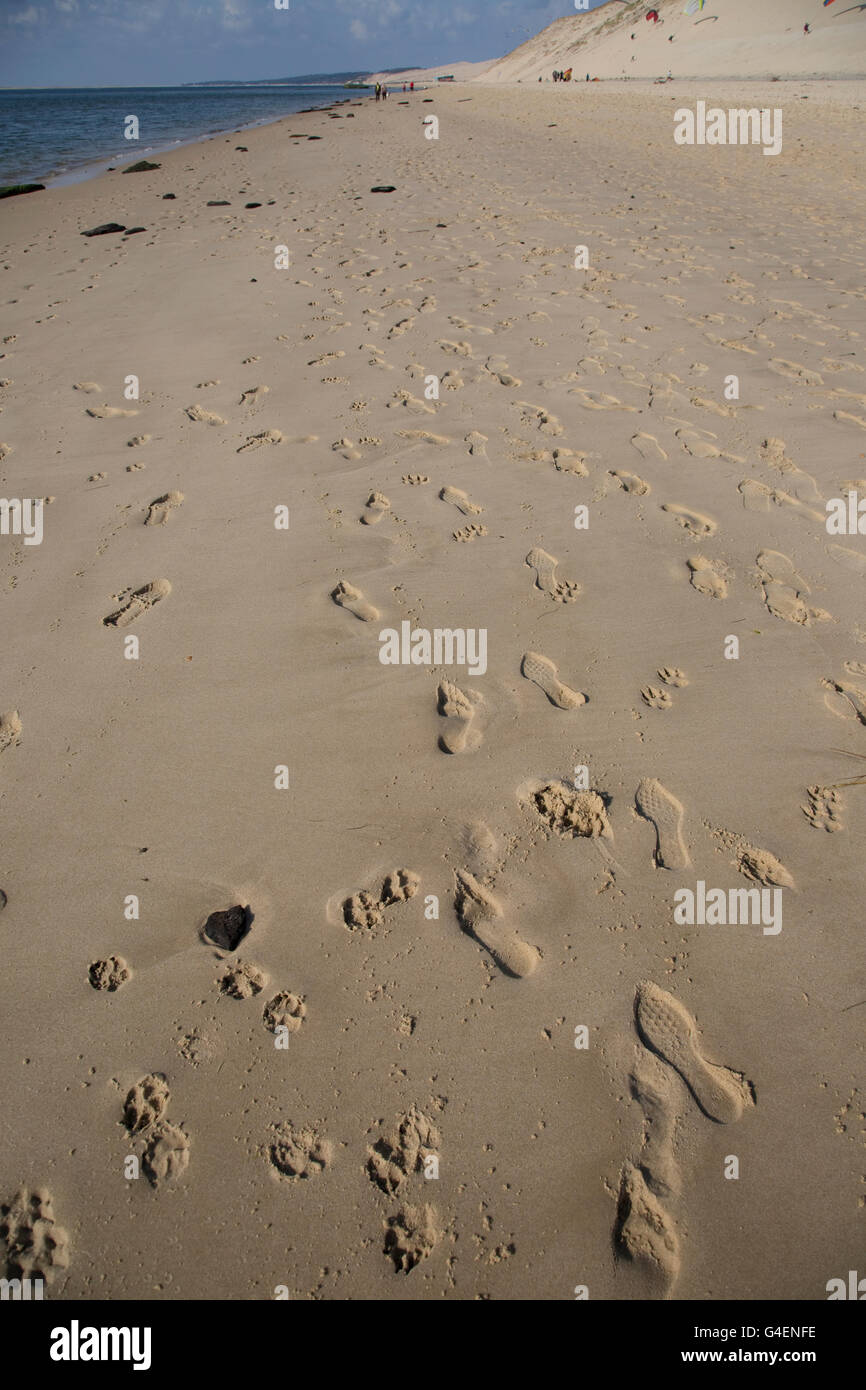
[237, 429, 284, 453]
[123, 1073, 170, 1135]
[525, 547, 580, 604]
[437, 679, 483, 753]
[756, 550, 826, 626]
[142, 1123, 191, 1188]
[361, 492, 390, 525]
[238, 385, 269, 407]
[526, 780, 611, 839]
[465, 431, 488, 457]
[185, 404, 226, 425]
[87, 404, 139, 420]
[0, 711, 22, 755]
[518, 403, 562, 437]
[103, 579, 171, 627]
[629, 1052, 682, 1201]
[658, 667, 688, 688]
[822, 677, 866, 724]
[342, 869, 420, 934]
[676, 429, 720, 460]
[610, 470, 650, 496]
[634, 981, 753, 1125]
[268, 1121, 332, 1181]
[397, 429, 450, 448]
[521, 652, 585, 709]
[686, 555, 728, 600]
[453, 522, 487, 543]
[332, 580, 379, 622]
[631, 432, 667, 462]
[145, 492, 183, 526]
[662, 504, 717, 538]
[635, 779, 689, 870]
[440, 485, 482, 515]
[402, 474, 429, 486]
[640, 686, 672, 711]
[802, 785, 845, 833]
[615, 1161, 680, 1293]
[453, 868, 538, 979]
[73, 381, 102, 393]
[736, 844, 795, 889]
[0, 1187, 70, 1284]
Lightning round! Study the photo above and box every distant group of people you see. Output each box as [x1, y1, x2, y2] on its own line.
[551, 69, 571, 82]
[374, 82, 389, 101]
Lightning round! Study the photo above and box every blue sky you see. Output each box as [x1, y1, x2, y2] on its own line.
[0, 0, 611, 87]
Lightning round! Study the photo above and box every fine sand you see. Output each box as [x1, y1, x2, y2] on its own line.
[0, 77, 864, 1300]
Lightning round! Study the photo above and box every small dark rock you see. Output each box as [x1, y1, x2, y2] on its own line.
[235, 146, 248, 152]
[307, 135, 322, 140]
[207, 200, 231, 206]
[124, 227, 147, 235]
[0, 183, 45, 199]
[0, 888, 7, 911]
[245, 202, 262, 208]
[123, 160, 161, 173]
[202, 904, 251, 951]
[81, 223, 126, 236]
[371, 185, 396, 193]
[162, 193, 176, 199]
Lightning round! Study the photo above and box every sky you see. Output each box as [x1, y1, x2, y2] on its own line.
[0, 0, 612, 87]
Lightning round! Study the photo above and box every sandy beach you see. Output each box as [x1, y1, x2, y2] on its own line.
[0, 67, 864, 1303]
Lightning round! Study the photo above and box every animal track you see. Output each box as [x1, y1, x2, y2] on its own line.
[89, 956, 131, 991]
[0, 1188, 69, 1283]
[756, 550, 822, 626]
[527, 780, 611, 839]
[658, 668, 688, 687]
[263, 991, 307, 1034]
[384, 1203, 441, 1273]
[342, 870, 420, 933]
[332, 580, 379, 622]
[736, 844, 795, 889]
[641, 686, 672, 711]
[525, 547, 580, 603]
[142, 1124, 190, 1187]
[103, 578, 171, 627]
[802, 786, 845, 833]
[268, 1122, 331, 1180]
[0, 710, 22, 755]
[123, 1073, 169, 1135]
[453, 522, 487, 543]
[635, 779, 689, 869]
[635, 981, 753, 1125]
[366, 1106, 440, 1194]
[521, 652, 585, 709]
[219, 960, 266, 998]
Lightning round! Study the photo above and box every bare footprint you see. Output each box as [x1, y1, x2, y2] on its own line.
[145, 491, 183, 526]
[453, 869, 538, 978]
[635, 779, 689, 869]
[361, 492, 390, 525]
[662, 504, 717, 537]
[635, 981, 752, 1125]
[185, 404, 226, 426]
[103, 578, 171, 627]
[521, 652, 585, 709]
[610, 470, 650, 496]
[332, 580, 379, 622]
[687, 555, 727, 600]
[237, 429, 284, 453]
[526, 547, 580, 603]
[437, 679, 483, 753]
[86, 404, 138, 420]
[631, 432, 668, 462]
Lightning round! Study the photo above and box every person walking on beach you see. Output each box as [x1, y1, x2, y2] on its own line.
[382, 85, 387, 100]
[375, 82, 380, 102]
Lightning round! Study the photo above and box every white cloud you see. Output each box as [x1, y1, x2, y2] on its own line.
[221, 0, 251, 30]
[350, 18, 368, 40]
[9, 5, 39, 23]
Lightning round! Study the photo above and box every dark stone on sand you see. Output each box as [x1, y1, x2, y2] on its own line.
[81, 223, 126, 236]
[124, 227, 147, 235]
[307, 135, 322, 140]
[0, 888, 6, 911]
[371, 185, 397, 193]
[0, 183, 45, 199]
[162, 193, 176, 199]
[245, 202, 262, 209]
[398, 101, 410, 105]
[207, 200, 231, 206]
[123, 160, 161, 173]
[423, 99, 434, 102]
[235, 146, 248, 151]
[202, 904, 251, 951]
